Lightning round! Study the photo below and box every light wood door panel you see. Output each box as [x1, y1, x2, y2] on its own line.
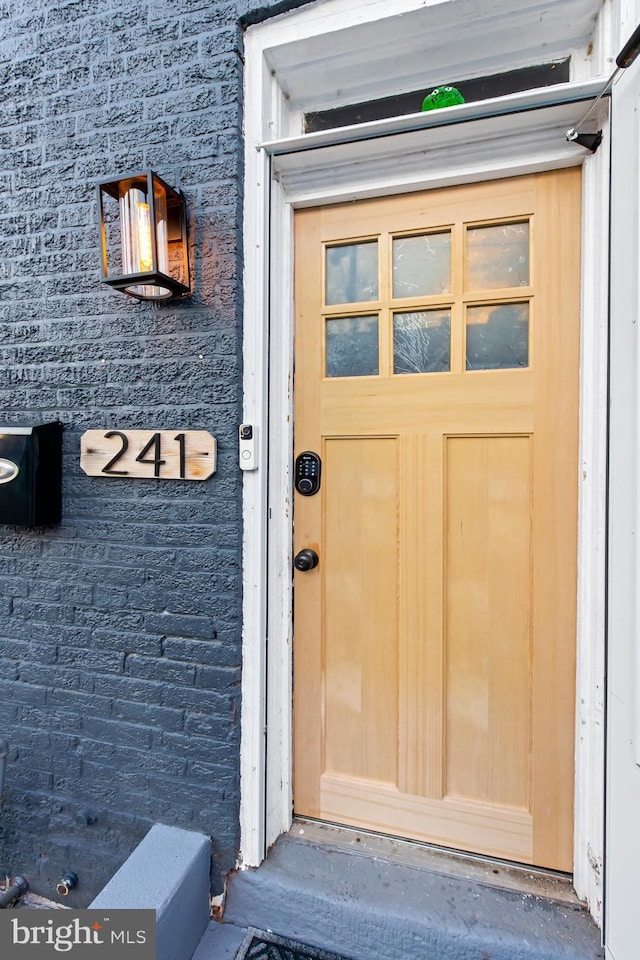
[324, 437, 399, 783]
[445, 435, 532, 810]
[293, 170, 580, 870]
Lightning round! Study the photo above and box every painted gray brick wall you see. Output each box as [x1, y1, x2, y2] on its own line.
[0, 0, 306, 904]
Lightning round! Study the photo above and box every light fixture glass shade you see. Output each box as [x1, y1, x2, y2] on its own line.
[97, 170, 190, 301]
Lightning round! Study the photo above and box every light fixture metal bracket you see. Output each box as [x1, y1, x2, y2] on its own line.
[566, 22, 640, 154]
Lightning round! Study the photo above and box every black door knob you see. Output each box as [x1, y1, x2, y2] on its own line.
[294, 548, 319, 571]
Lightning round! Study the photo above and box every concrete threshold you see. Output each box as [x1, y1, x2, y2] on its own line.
[203, 827, 603, 960]
[293, 819, 580, 904]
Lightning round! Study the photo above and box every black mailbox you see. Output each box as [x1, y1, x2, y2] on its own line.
[0, 423, 63, 527]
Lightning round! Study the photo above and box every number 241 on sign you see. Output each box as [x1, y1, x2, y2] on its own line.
[80, 429, 217, 481]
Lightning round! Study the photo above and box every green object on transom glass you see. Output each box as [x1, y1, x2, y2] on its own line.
[421, 86, 465, 111]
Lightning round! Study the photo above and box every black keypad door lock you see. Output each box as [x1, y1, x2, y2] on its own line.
[295, 451, 321, 496]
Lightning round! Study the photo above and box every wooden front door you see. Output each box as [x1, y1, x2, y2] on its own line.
[293, 170, 580, 871]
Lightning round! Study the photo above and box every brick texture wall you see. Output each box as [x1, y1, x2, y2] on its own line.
[0, 0, 304, 904]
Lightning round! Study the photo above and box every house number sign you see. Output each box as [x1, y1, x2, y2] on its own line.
[80, 429, 216, 481]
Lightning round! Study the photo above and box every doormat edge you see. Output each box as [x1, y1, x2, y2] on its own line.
[235, 926, 357, 960]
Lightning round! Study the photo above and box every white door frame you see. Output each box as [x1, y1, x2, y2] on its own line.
[605, 51, 640, 959]
[240, 0, 614, 921]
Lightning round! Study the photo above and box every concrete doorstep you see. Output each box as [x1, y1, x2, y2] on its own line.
[192, 832, 603, 960]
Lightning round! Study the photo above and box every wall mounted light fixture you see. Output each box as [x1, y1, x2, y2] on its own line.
[97, 170, 190, 301]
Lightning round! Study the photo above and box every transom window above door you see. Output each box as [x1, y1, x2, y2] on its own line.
[323, 218, 532, 378]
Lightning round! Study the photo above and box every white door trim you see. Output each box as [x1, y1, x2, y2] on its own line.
[240, 0, 611, 921]
[605, 52, 640, 959]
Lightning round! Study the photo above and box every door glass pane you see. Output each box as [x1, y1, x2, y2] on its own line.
[466, 302, 529, 370]
[392, 232, 451, 298]
[465, 221, 529, 290]
[393, 309, 451, 374]
[326, 241, 378, 305]
[326, 315, 379, 377]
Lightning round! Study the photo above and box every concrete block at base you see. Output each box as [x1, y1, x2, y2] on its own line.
[90, 823, 211, 960]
